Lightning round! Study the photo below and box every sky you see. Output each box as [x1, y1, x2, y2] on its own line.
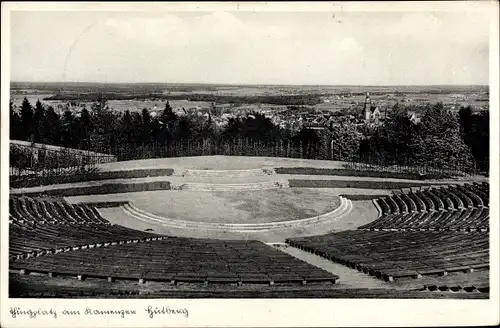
[10, 9, 491, 85]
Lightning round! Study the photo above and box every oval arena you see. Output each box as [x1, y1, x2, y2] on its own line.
[9, 156, 490, 298]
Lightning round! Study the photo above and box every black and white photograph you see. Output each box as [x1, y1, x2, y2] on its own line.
[1, 1, 499, 327]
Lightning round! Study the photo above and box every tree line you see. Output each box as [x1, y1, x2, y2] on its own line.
[42, 93, 323, 106]
[10, 96, 489, 173]
[361, 103, 488, 172]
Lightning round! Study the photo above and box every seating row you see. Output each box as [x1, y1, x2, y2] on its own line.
[418, 270, 489, 293]
[10, 196, 109, 225]
[369, 183, 489, 232]
[360, 207, 489, 231]
[11, 238, 338, 285]
[286, 230, 489, 282]
[9, 220, 162, 260]
[376, 183, 489, 216]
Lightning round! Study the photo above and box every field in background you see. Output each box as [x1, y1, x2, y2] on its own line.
[10, 82, 489, 114]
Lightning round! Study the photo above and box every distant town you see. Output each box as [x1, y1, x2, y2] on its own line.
[10, 83, 489, 134]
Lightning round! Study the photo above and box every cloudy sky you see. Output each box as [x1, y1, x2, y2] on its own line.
[10, 8, 491, 85]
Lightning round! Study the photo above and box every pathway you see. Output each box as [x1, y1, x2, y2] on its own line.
[273, 245, 405, 289]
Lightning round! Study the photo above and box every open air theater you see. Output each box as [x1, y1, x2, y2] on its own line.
[9, 143, 490, 299]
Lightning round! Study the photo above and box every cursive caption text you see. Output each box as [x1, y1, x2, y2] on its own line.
[10, 306, 190, 320]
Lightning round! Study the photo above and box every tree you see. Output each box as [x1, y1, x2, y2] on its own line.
[119, 110, 134, 144]
[158, 101, 180, 140]
[130, 111, 143, 144]
[458, 106, 489, 172]
[467, 110, 489, 172]
[20, 97, 34, 141]
[223, 117, 243, 140]
[292, 128, 320, 158]
[141, 108, 153, 142]
[222, 112, 280, 143]
[89, 96, 119, 153]
[9, 101, 22, 140]
[381, 102, 419, 164]
[418, 103, 454, 135]
[458, 105, 473, 134]
[413, 102, 473, 170]
[329, 123, 363, 161]
[91, 93, 109, 113]
[78, 108, 93, 149]
[159, 101, 177, 122]
[177, 116, 193, 140]
[60, 110, 74, 147]
[44, 106, 61, 146]
[317, 128, 333, 160]
[193, 112, 217, 140]
[33, 100, 46, 143]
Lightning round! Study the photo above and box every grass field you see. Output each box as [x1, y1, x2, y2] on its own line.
[95, 199, 376, 242]
[11, 83, 488, 114]
[67, 189, 341, 224]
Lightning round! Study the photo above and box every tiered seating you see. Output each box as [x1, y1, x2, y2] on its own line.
[420, 270, 490, 293]
[457, 184, 484, 208]
[9, 196, 165, 260]
[375, 198, 390, 215]
[380, 269, 490, 293]
[362, 183, 489, 232]
[468, 183, 489, 207]
[448, 186, 473, 208]
[400, 193, 417, 212]
[393, 194, 408, 213]
[423, 190, 444, 211]
[430, 188, 453, 210]
[284, 182, 490, 293]
[441, 187, 464, 209]
[385, 196, 399, 214]
[408, 192, 426, 212]
[11, 237, 337, 285]
[417, 191, 435, 212]
[10, 196, 108, 225]
[287, 230, 489, 282]
[9, 220, 163, 260]
[10, 196, 338, 286]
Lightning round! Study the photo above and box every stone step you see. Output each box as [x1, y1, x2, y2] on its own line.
[171, 180, 290, 191]
[174, 168, 276, 178]
[120, 197, 352, 232]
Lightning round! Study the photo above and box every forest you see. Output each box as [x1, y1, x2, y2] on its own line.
[10, 96, 489, 177]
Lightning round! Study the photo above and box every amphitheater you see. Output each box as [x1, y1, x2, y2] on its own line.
[9, 156, 490, 298]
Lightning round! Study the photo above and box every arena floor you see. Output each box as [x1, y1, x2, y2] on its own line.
[51, 156, 402, 240]
[66, 189, 342, 224]
[96, 156, 349, 171]
[94, 199, 377, 242]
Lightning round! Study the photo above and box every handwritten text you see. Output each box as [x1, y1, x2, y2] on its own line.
[145, 306, 189, 319]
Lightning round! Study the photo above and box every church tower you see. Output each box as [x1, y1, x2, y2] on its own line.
[364, 92, 371, 123]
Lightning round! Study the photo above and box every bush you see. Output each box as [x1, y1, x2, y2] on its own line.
[276, 167, 452, 180]
[17, 181, 171, 197]
[9, 143, 113, 188]
[288, 179, 448, 190]
[10, 168, 174, 188]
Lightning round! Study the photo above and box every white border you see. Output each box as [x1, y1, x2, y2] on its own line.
[1, 2, 499, 327]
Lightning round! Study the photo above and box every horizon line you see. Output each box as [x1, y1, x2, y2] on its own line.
[10, 81, 490, 88]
